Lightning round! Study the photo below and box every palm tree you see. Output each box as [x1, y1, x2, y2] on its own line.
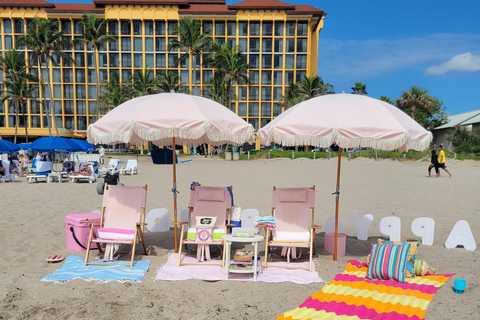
[130, 68, 158, 97]
[209, 42, 249, 107]
[168, 16, 212, 95]
[351, 82, 367, 95]
[77, 13, 117, 120]
[157, 71, 183, 93]
[202, 73, 224, 103]
[18, 17, 72, 136]
[100, 74, 131, 111]
[282, 82, 301, 109]
[395, 86, 436, 119]
[0, 49, 37, 143]
[380, 95, 393, 104]
[297, 75, 334, 99]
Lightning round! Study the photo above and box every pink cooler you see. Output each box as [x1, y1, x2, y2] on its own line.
[65, 213, 101, 251]
[324, 233, 346, 256]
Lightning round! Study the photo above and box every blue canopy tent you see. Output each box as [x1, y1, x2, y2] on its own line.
[30, 136, 82, 153]
[70, 139, 96, 152]
[17, 143, 32, 151]
[0, 140, 20, 154]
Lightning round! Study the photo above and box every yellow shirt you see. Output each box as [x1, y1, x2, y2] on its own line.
[438, 150, 446, 164]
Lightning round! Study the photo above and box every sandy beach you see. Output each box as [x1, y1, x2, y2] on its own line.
[1, 155, 479, 319]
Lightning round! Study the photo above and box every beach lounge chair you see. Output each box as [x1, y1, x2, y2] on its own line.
[0, 160, 15, 183]
[119, 159, 138, 175]
[84, 184, 148, 267]
[178, 186, 233, 267]
[69, 163, 97, 183]
[26, 160, 53, 183]
[28, 158, 37, 174]
[99, 158, 119, 176]
[264, 186, 317, 271]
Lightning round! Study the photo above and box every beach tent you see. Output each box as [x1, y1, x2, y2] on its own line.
[151, 148, 178, 164]
[0, 140, 20, 154]
[87, 92, 255, 252]
[258, 93, 432, 260]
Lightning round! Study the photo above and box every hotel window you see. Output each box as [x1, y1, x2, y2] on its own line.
[181, 70, 189, 84]
[274, 55, 283, 69]
[168, 21, 177, 35]
[64, 85, 74, 99]
[286, 38, 295, 52]
[203, 21, 213, 34]
[53, 85, 62, 98]
[155, 21, 165, 35]
[133, 21, 142, 35]
[146, 54, 154, 68]
[261, 87, 272, 100]
[134, 54, 142, 68]
[215, 38, 225, 45]
[99, 70, 108, 81]
[145, 21, 153, 35]
[273, 87, 282, 101]
[156, 38, 166, 51]
[239, 22, 248, 36]
[65, 117, 74, 130]
[261, 102, 271, 116]
[54, 101, 62, 114]
[285, 55, 294, 69]
[134, 37, 142, 51]
[122, 70, 131, 82]
[262, 39, 272, 52]
[238, 38, 247, 51]
[14, 19, 23, 33]
[64, 100, 74, 114]
[227, 38, 236, 48]
[88, 85, 96, 99]
[249, 119, 258, 131]
[88, 70, 96, 83]
[31, 101, 41, 114]
[261, 71, 272, 85]
[5, 36, 12, 49]
[121, 21, 131, 35]
[249, 102, 259, 116]
[108, 21, 118, 35]
[215, 22, 225, 36]
[87, 53, 94, 67]
[227, 21, 236, 36]
[99, 53, 107, 67]
[76, 69, 86, 82]
[77, 116, 87, 130]
[109, 53, 119, 67]
[250, 22, 260, 36]
[297, 38, 307, 52]
[156, 54, 166, 68]
[168, 55, 178, 68]
[89, 101, 97, 114]
[297, 22, 308, 36]
[31, 116, 40, 128]
[249, 87, 259, 100]
[63, 69, 73, 82]
[249, 71, 259, 85]
[74, 36, 84, 50]
[77, 100, 87, 115]
[109, 41, 118, 51]
[262, 55, 272, 68]
[250, 38, 260, 52]
[52, 69, 61, 82]
[285, 71, 294, 84]
[62, 20, 72, 34]
[4, 20, 12, 33]
[75, 53, 85, 67]
[273, 103, 282, 116]
[203, 70, 212, 83]
[238, 103, 247, 117]
[286, 22, 295, 36]
[74, 20, 82, 34]
[122, 38, 131, 51]
[145, 37, 153, 51]
[274, 22, 283, 36]
[261, 118, 270, 128]
[262, 22, 273, 36]
[249, 55, 259, 68]
[296, 55, 307, 69]
[122, 53, 132, 67]
[274, 39, 283, 52]
[273, 71, 282, 85]
[296, 71, 306, 82]
[238, 86, 247, 100]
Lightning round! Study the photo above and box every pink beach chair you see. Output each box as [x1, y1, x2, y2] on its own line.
[264, 186, 318, 271]
[84, 184, 148, 267]
[178, 186, 232, 267]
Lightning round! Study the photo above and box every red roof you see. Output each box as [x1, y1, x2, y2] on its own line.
[188, 0, 225, 3]
[288, 5, 324, 16]
[93, 0, 188, 5]
[0, 0, 54, 7]
[179, 4, 234, 15]
[228, 0, 295, 10]
[47, 3, 104, 13]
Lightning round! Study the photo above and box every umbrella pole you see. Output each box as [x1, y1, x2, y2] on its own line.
[334, 147, 342, 261]
[172, 137, 179, 253]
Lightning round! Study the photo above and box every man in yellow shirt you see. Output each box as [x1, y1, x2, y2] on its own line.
[437, 145, 452, 177]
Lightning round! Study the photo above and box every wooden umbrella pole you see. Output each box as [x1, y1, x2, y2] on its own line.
[172, 137, 178, 253]
[334, 147, 342, 261]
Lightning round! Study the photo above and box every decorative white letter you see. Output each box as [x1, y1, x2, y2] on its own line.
[379, 216, 401, 241]
[349, 214, 373, 241]
[411, 217, 435, 245]
[445, 220, 477, 251]
[325, 216, 344, 234]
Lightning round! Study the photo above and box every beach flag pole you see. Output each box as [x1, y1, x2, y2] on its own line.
[172, 137, 179, 253]
[333, 147, 342, 261]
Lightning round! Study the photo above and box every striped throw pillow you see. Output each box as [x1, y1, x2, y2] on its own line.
[367, 243, 411, 283]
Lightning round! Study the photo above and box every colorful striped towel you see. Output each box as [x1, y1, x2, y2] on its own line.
[277, 260, 453, 320]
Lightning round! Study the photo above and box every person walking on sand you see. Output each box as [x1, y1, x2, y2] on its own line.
[99, 145, 105, 164]
[437, 145, 452, 177]
[428, 150, 439, 177]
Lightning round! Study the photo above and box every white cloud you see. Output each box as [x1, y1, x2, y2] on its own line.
[425, 52, 480, 75]
[317, 34, 480, 78]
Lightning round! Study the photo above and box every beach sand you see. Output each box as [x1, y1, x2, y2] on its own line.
[1, 155, 478, 319]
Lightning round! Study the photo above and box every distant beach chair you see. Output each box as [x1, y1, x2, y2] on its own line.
[0, 160, 15, 183]
[69, 163, 97, 184]
[178, 186, 232, 266]
[84, 184, 148, 267]
[26, 160, 52, 183]
[264, 186, 317, 271]
[119, 159, 138, 175]
[99, 158, 119, 176]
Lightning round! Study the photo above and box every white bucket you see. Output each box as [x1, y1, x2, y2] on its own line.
[225, 152, 232, 160]
[233, 152, 239, 161]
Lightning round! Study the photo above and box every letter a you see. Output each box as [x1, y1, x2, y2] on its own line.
[445, 220, 477, 251]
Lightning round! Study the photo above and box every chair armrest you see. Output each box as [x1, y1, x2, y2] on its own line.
[136, 222, 147, 226]
[226, 223, 236, 227]
[312, 225, 322, 230]
[174, 221, 188, 226]
[80, 219, 100, 224]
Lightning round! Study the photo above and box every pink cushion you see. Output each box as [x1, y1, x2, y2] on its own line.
[198, 189, 225, 202]
[98, 228, 135, 241]
[279, 190, 307, 202]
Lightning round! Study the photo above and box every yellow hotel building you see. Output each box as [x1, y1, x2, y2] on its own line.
[0, 0, 325, 141]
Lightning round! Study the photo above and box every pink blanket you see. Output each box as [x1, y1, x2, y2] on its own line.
[155, 253, 323, 284]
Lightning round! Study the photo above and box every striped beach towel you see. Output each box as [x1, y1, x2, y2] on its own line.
[277, 260, 453, 320]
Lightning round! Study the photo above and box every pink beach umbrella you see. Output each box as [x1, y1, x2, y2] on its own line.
[87, 92, 255, 252]
[258, 93, 432, 260]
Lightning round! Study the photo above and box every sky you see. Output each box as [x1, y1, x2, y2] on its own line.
[53, 0, 480, 115]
